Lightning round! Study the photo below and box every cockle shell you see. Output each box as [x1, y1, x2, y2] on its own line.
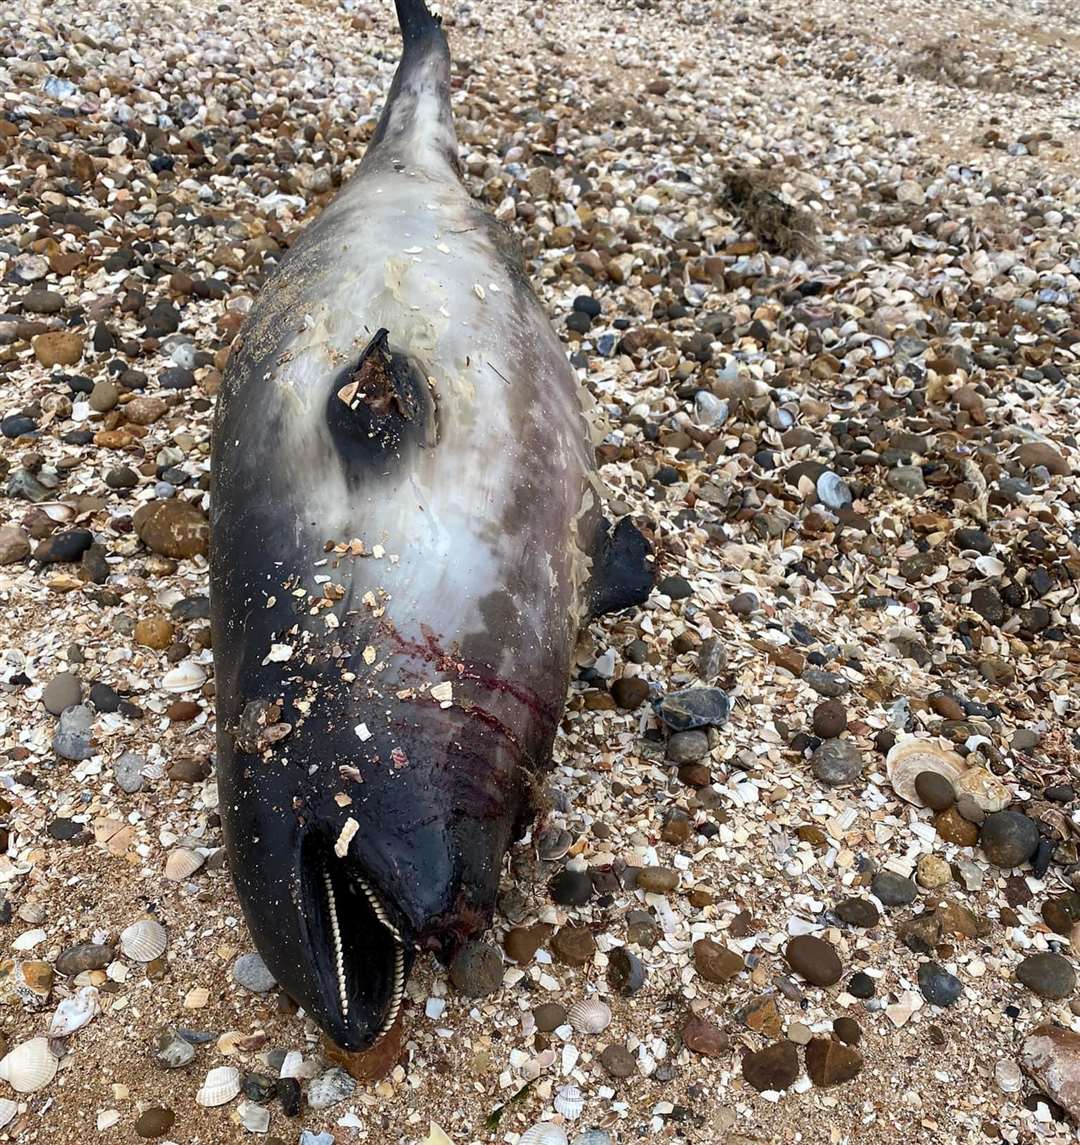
[47, 986, 100, 1037]
[0, 1037, 58, 1092]
[0, 1098, 17, 1129]
[553, 1084, 584, 1120]
[162, 661, 207, 693]
[119, 918, 167, 962]
[519, 1125, 570, 1145]
[886, 739, 968, 805]
[567, 999, 612, 1035]
[196, 1065, 240, 1107]
[164, 847, 204, 881]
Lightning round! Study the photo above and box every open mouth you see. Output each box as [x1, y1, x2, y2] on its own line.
[306, 840, 409, 1047]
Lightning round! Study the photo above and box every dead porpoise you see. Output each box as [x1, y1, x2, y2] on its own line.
[210, 0, 653, 1050]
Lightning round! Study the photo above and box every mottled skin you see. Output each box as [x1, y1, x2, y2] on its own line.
[210, 4, 648, 1050]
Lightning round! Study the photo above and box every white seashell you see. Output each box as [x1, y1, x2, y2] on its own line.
[164, 847, 204, 881]
[97, 1110, 121, 1131]
[974, 554, 1005, 577]
[47, 986, 100, 1038]
[196, 1065, 240, 1107]
[39, 502, 75, 523]
[12, 929, 46, 952]
[0, 1098, 17, 1129]
[995, 1058, 1023, 1093]
[886, 739, 967, 805]
[0, 1037, 58, 1093]
[955, 767, 1011, 813]
[119, 918, 167, 962]
[567, 998, 612, 1035]
[553, 1084, 585, 1120]
[519, 1125, 570, 1145]
[162, 661, 207, 693]
[306, 1066, 356, 1110]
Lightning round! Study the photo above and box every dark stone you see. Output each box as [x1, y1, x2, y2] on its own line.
[607, 946, 647, 995]
[871, 871, 918, 907]
[918, 960, 962, 1007]
[805, 1037, 863, 1086]
[611, 676, 649, 709]
[970, 585, 1005, 625]
[812, 699, 847, 738]
[1016, 953, 1076, 1000]
[656, 686, 730, 731]
[448, 941, 503, 997]
[835, 897, 880, 928]
[847, 971, 875, 998]
[742, 1040, 799, 1092]
[915, 770, 955, 811]
[33, 529, 94, 563]
[980, 811, 1039, 867]
[549, 868, 594, 907]
[658, 574, 693, 600]
[785, 935, 842, 986]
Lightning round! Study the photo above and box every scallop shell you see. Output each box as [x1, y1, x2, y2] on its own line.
[553, 1084, 585, 1120]
[48, 986, 100, 1038]
[955, 766, 1011, 813]
[196, 1065, 241, 1107]
[0, 1098, 17, 1129]
[164, 847, 204, 881]
[162, 661, 207, 693]
[567, 998, 612, 1035]
[519, 1125, 569, 1145]
[886, 739, 968, 805]
[119, 918, 167, 962]
[0, 1037, 58, 1093]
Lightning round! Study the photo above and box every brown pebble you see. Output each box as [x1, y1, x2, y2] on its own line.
[928, 691, 965, 720]
[785, 935, 842, 986]
[811, 699, 847, 738]
[134, 1108, 176, 1139]
[677, 763, 711, 787]
[833, 1016, 861, 1045]
[660, 810, 692, 845]
[742, 1040, 799, 1092]
[600, 1043, 636, 1078]
[503, 926, 542, 965]
[550, 925, 596, 967]
[636, 866, 679, 893]
[134, 617, 175, 650]
[610, 676, 649, 709]
[533, 1003, 567, 1032]
[935, 806, 980, 847]
[805, 1037, 864, 1086]
[682, 1015, 729, 1057]
[167, 757, 211, 783]
[166, 700, 200, 722]
[915, 770, 956, 811]
[693, 938, 744, 983]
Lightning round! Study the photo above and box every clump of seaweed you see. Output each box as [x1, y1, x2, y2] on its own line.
[719, 167, 821, 259]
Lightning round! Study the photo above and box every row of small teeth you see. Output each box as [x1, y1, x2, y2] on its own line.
[325, 866, 405, 1036]
[356, 873, 403, 942]
[323, 869, 348, 1016]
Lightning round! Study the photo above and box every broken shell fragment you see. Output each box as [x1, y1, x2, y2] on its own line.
[119, 919, 168, 962]
[0, 1099, 16, 1129]
[0, 1037, 58, 1092]
[886, 739, 968, 805]
[47, 986, 100, 1038]
[196, 1065, 241, 1107]
[955, 766, 1011, 813]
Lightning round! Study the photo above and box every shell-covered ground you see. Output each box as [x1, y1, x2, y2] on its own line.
[2, 0, 1080, 1143]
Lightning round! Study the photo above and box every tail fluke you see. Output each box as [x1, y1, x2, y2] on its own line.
[394, 0, 443, 48]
